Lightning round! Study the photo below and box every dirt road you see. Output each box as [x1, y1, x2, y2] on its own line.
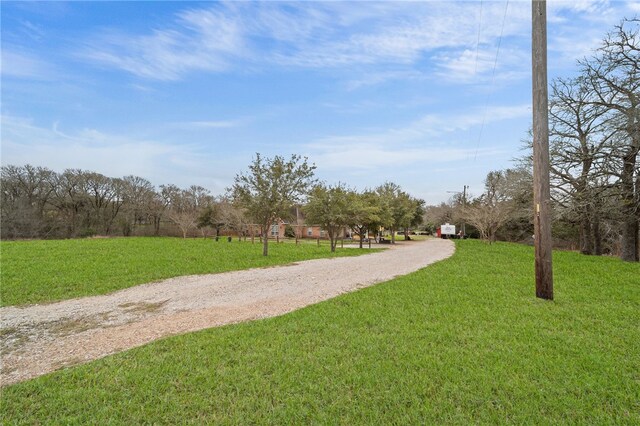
[0, 238, 454, 386]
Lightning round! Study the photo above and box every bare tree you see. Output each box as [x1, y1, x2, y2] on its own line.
[218, 198, 248, 240]
[423, 202, 456, 234]
[119, 176, 156, 236]
[83, 172, 125, 235]
[581, 18, 640, 261]
[48, 169, 91, 237]
[463, 171, 514, 243]
[163, 184, 206, 238]
[549, 76, 614, 254]
[230, 154, 316, 256]
[0, 165, 56, 238]
[148, 187, 172, 236]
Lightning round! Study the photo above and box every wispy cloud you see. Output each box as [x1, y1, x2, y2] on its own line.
[433, 44, 531, 84]
[345, 70, 426, 91]
[548, 0, 617, 21]
[19, 20, 46, 41]
[78, 1, 533, 82]
[81, 7, 246, 80]
[0, 115, 236, 192]
[0, 49, 58, 80]
[313, 144, 505, 174]
[306, 103, 530, 171]
[175, 120, 242, 129]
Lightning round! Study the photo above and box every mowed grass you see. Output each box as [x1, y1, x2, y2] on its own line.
[2, 240, 639, 424]
[0, 237, 377, 307]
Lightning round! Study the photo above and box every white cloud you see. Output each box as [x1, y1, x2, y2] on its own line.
[19, 20, 45, 41]
[548, 0, 614, 17]
[176, 120, 242, 129]
[78, 1, 532, 82]
[310, 143, 504, 173]
[81, 7, 246, 80]
[345, 70, 426, 91]
[0, 115, 236, 193]
[306, 103, 530, 171]
[432, 47, 531, 84]
[0, 49, 57, 80]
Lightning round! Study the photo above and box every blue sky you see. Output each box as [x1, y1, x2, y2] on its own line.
[2, 1, 639, 204]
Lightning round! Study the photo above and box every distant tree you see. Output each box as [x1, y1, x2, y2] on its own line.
[0, 164, 56, 239]
[119, 175, 156, 236]
[230, 154, 316, 256]
[496, 167, 534, 242]
[463, 171, 514, 243]
[147, 186, 172, 236]
[423, 201, 456, 234]
[405, 198, 425, 240]
[347, 190, 381, 248]
[83, 172, 124, 235]
[304, 182, 352, 252]
[218, 197, 248, 240]
[49, 169, 90, 237]
[165, 185, 213, 238]
[376, 182, 414, 243]
[197, 204, 221, 238]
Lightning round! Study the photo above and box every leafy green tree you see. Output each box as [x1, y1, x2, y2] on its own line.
[304, 182, 352, 252]
[376, 182, 414, 243]
[404, 197, 425, 240]
[197, 203, 223, 238]
[230, 154, 316, 256]
[347, 190, 381, 248]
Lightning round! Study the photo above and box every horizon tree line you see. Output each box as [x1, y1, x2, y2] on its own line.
[1, 159, 425, 254]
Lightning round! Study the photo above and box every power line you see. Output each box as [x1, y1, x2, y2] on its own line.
[474, 0, 484, 75]
[473, 0, 510, 161]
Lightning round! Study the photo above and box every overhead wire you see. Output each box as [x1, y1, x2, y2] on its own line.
[474, 0, 484, 75]
[473, 0, 510, 161]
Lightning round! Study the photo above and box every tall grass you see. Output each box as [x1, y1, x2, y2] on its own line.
[0, 237, 375, 307]
[2, 240, 638, 423]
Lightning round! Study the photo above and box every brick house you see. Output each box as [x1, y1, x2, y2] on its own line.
[266, 207, 349, 239]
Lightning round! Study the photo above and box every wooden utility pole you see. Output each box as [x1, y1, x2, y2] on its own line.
[532, 0, 554, 300]
[462, 185, 468, 237]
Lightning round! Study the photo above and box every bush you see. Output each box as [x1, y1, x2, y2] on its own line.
[284, 225, 296, 238]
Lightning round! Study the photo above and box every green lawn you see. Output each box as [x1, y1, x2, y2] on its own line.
[0, 237, 377, 307]
[2, 240, 638, 424]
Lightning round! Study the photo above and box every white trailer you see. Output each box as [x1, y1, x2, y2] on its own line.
[439, 223, 456, 238]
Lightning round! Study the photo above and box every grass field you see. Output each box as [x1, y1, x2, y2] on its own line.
[2, 240, 638, 424]
[0, 237, 377, 307]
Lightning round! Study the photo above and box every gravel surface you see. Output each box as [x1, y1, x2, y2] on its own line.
[0, 238, 454, 386]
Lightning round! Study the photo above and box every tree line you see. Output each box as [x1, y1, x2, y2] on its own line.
[1, 157, 425, 257]
[0, 164, 220, 239]
[229, 153, 424, 255]
[424, 18, 639, 262]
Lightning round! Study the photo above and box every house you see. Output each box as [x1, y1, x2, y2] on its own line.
[265, 206, 348, 240]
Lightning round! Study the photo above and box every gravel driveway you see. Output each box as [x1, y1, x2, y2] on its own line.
[0, 238, 454, 386]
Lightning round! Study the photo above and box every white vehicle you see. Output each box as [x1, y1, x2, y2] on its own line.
[439, 223, 456, 238]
